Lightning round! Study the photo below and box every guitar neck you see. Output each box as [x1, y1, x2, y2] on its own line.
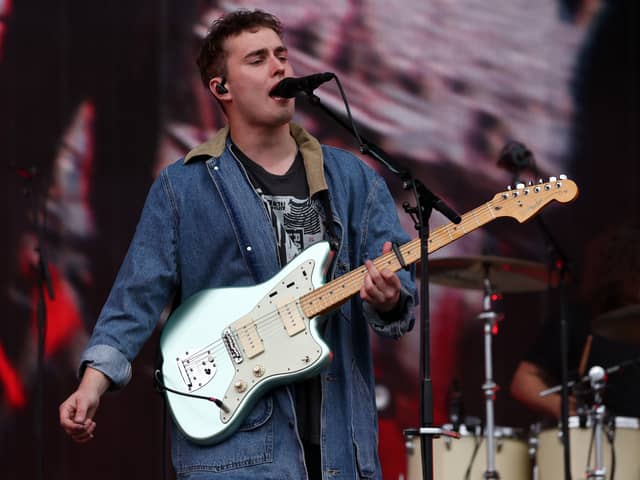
[300, 201, 497, 318]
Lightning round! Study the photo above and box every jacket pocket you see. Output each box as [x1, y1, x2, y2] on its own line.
[173, 395, 274, 475]
[351, 360, 378, 478]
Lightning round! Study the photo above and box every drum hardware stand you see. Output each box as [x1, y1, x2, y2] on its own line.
[585, 366, 607, 480]
[528, 423, 541, 480]
[479, 266, 504, 479]
[499, 140, 573, 480]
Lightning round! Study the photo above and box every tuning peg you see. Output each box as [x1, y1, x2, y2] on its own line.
[507, 185, 512, 190]
[559, 174, 567, 180]
[538, 179, 544, 184]
[549, 176, 557, 182]
[527, 181, 533, 186]
[516, 183, 525, 189]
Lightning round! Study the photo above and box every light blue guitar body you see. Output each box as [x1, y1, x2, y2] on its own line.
[160, 241, 333, 445]
[158, 177, 579, 445]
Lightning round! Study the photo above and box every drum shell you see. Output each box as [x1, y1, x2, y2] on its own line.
[406, 426, 531, 480]
[536, 416, 640, 480]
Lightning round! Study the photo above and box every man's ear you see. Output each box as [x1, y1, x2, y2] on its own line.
[209, 77, 228, 97]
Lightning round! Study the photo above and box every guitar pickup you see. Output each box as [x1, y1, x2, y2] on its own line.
[234, 317, 264, 359]
[278, 300, 306, 337]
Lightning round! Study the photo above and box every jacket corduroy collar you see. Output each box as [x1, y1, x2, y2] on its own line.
[183, 123, 328, 197]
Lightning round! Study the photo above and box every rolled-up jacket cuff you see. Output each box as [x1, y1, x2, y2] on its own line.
[365, 286, 415, 338]
[79, 344, 132, 389]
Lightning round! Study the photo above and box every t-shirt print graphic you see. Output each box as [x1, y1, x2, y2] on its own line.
[261, 194, 325, 264]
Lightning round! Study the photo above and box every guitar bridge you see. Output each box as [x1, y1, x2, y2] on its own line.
[176, 346, 218, 392]
[222, 328, 244, 364]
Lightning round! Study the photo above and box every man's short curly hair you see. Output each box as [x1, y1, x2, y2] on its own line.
[196, 9, 283, 89]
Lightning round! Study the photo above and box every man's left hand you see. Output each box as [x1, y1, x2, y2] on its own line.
[360, 241, 401, 313]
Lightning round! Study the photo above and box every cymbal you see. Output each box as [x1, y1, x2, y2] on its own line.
[427, 255, 555, 293]
[592, 304, 640, 345]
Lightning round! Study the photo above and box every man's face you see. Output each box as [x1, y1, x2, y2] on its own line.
[220, 27, 295, 128]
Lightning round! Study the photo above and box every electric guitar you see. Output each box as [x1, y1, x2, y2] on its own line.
[159, 177, 578, 444]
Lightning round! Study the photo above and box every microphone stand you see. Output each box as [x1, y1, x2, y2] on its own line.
[539, 355, 640, 397]
[534, 212, 572, 480]
[507, 159, 572, 480]
[17, 166, 54, 480]
[301, 87, 461, 480]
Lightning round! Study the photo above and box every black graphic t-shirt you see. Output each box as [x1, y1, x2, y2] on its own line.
[230, 142, 325, 446]
[230, 143, 325, 266]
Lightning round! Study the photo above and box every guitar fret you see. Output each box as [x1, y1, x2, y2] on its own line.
[473, 208, 482, 226]
[486, 202, 496, 219]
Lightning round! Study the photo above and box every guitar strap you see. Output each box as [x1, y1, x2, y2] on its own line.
[318, 189, 340, 255]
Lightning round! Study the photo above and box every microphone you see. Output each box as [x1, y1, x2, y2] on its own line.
[270, 72, 334, 98]
[497, 140, 536, 173]
[588, 365, 606, 390]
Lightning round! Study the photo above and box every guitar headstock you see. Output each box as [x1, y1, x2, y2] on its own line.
[491, 175, 579, 223]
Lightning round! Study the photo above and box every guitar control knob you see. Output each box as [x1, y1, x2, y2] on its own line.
[234, 381, 248, 393]
[253, 365, 265, 377]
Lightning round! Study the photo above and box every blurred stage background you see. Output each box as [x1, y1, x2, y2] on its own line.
[0, 0, 637, 478]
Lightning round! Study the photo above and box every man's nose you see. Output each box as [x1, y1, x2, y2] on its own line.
[269, 55, 286, 76]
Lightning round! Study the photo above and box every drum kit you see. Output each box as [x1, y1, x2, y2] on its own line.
[404, 254, 640, 479]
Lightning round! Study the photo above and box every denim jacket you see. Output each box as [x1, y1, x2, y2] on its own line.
[81, 123, 416, 479]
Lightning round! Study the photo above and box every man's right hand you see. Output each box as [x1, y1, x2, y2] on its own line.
[59, 367, 110, 443]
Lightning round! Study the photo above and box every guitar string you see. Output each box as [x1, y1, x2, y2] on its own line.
[180, 180, 569, 360]
[281, 183, 569, 317]
[167, 184, 572, 388]
[175, 200, 500, 370]
[238, 182, 567, 340]
[178, 199, 503, 371]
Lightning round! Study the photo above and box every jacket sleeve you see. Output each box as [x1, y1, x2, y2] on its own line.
[359, 175, 417, 339]
[79, 169, 179, 388]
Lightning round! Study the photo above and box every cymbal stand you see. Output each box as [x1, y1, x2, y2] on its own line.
[479, 265, 503, 479]
[586, 366, 607, 480]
